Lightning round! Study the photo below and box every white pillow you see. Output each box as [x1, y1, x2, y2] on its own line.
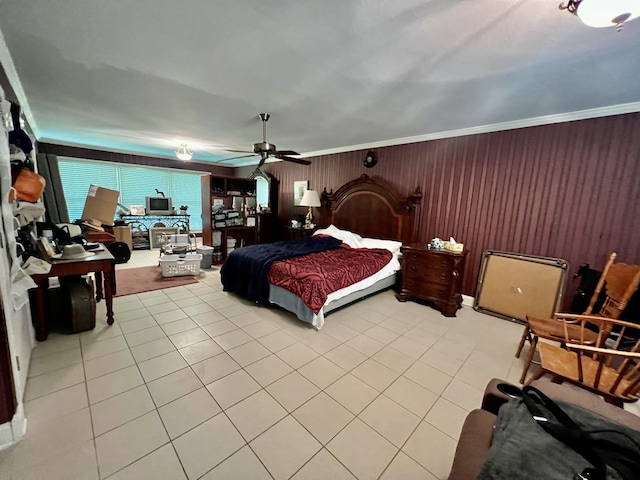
[359, 237, 403, 254]
[312, 224, 340, 238]
[313, 224, 364, 248]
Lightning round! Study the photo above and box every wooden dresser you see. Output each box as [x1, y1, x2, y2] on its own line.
[396, 244, 467, 317]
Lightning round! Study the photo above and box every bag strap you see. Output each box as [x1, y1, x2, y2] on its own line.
[522, 386, 640, 480]
[522, 386, 606, 479]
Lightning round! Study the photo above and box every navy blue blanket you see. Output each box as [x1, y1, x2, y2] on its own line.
[220, 236, 342, 304]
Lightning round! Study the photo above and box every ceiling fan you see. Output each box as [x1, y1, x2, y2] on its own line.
[222, 113, 311, 167]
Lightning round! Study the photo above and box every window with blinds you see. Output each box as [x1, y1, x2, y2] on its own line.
[58, 157, 203, 231]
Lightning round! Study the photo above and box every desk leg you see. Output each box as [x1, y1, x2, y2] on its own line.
[95, 272, 104, 302]
[103, 268, 115, 325]
[32, 278, 50, 341]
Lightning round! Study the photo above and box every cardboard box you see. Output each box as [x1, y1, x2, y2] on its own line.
[81, 185, 120, 226]
[113, 225, 132, 251]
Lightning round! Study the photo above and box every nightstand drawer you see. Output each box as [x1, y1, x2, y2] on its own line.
[420, 282, 450, 299]
[406, 264, 451, 286]
[404, 272, 450, 292]
[406, 251, 454, 268]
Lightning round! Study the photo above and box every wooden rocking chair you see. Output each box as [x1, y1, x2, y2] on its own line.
[515, 252, 640, 384]
[525, 316, 640, 407]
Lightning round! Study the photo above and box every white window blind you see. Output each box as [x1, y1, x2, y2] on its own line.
[58, 160, 119, 224]
[170, 173, 201, 219]
[58, 158, 203, 231]
[119, 166, 169, 208]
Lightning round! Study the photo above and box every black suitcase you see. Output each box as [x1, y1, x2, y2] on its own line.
[48, 276, 96, 334]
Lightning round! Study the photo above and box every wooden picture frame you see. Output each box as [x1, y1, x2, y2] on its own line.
[293, 180, 308, 206]
[130, 205, 146, 215]
[474, 250, 568, 324]
[149, 227, 179, 249]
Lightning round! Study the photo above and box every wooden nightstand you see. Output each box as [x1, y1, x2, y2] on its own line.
[396, 243, 467, 317]
[284, 226, 316, 240]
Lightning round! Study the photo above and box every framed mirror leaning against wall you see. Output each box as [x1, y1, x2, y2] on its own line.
[248, 168, 280, 243]
[249, 168, 278, 213]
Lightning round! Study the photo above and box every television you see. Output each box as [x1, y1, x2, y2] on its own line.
[145, 196, 173, 215]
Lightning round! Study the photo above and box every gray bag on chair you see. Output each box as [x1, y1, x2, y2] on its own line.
[478, 387, 640, 480]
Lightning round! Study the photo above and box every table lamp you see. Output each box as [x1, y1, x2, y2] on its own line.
[300, 190, 321, 228]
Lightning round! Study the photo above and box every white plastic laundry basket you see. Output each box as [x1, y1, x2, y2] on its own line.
[159, 253, 202, 277]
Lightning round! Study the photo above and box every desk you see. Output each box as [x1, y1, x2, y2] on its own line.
[30, 246, 116, 341]
[84, 230, 116, 245]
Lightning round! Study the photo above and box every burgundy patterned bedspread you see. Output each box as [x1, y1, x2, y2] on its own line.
[267, 246, 393, 314]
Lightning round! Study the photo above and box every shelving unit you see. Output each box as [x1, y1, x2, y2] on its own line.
[201, 174, 257, 264]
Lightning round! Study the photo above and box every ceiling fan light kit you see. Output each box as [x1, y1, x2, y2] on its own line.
[223, 113, 311, 167]
[175, 143, 193, 161]
[560, 0, 640, 31]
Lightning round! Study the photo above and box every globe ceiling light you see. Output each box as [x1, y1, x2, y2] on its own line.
[175, 143, 193, 161]
[560, 0, 640, 31]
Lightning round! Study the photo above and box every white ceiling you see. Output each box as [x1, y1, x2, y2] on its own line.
[1, 0, 640, 167]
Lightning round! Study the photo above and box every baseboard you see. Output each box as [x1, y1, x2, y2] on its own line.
[462, 294, 475, 308]
[0, 405, 27, 451]
[0, 421, 13, 449]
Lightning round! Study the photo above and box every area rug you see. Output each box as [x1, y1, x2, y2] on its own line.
[114, 266, 199, 297]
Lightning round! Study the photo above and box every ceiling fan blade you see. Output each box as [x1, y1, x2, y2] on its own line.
[274, 149, 300, 156]
[218, 153, 258, 162]
[276, 154, 311, 165]
[225, 148, 254, 153]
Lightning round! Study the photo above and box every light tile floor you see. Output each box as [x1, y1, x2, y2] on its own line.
[2, 249, 638, 479]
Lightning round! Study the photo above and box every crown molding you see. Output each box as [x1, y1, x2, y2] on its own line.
[300, 102, 640, 158]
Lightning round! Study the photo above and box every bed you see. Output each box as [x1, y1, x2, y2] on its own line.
[221, 174, 422, 328]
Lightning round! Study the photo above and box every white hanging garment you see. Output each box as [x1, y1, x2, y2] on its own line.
[0, 88, 36, 310]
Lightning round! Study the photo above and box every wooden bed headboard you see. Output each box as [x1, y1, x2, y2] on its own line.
[318, 175, 422, 245]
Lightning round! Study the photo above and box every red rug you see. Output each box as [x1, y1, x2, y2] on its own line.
[115, 266, 199, 297]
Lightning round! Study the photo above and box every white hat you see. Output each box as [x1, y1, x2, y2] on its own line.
[52, 244, 95, 260]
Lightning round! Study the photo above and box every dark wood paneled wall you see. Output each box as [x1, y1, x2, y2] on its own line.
[260, 112, 640, 307]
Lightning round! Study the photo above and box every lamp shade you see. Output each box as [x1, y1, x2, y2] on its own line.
[577, 0, 640, 28]
[299, 190, 321, 207]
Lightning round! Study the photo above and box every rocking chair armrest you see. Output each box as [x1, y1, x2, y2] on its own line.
[553, 313, 604, 324]
[556, 315, 640, 331]
[565, 343, 640, 359]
